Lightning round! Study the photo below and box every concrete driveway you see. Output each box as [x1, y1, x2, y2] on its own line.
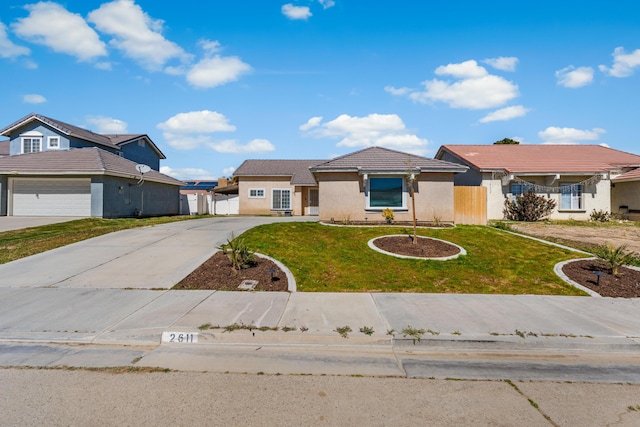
[0, 215, 314, 289]
[0, 216, 83, 232]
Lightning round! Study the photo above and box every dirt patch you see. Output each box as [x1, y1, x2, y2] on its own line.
[509, 222, 640, 253]
[562, 259, 640, 298]
[372, 235, 460, 258]
[174, 252, 288, 291]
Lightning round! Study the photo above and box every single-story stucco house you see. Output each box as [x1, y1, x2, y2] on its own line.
[435, 144, 640, 221]
[0, 113, 183, 217]
[234, 146, 468, 223]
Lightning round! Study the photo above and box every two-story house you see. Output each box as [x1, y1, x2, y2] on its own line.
[0, 113, 184, 218]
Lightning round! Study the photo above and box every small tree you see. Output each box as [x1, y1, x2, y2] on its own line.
[503, 190, 556, 221]
[494, 138, 520, 145]
[381, 208, 394, 224]
[592, 243, 636, 276]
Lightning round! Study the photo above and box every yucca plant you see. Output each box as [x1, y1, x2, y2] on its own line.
[217, 232, 255, 272]
[591, 243, 636, 276]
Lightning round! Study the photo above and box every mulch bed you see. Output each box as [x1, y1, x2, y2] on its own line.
[372, 235, 460, 258]
[174, 252, 288, 291]
[562, 259, 640, 298]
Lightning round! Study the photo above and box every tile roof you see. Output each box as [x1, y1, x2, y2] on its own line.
[0, 113, 167, 158]
[1, 113, 120, 150]
[0, 147, 183, 186]
[612, 167, 640, 183]
[437, 144, 640, 174]
[0, 140, 9, 156]
[234, 159, 323, 186]
[310, 146, 467, 173]
[103, 133, 166, 159]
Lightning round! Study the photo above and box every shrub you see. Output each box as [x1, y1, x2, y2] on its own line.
[217, 232, 255, 272]
[592, 243, 637, 276]
[503, 191, 556, 222]
[590, 209, 611, 222]
[381, 208, 395, 224]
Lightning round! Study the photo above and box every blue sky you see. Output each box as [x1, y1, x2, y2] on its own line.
[1, 0, 639, 179]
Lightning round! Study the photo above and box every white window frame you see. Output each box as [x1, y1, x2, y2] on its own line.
[272, 188, 292, 211]
[21, 136, 42, 154]
[560, 183, 583, 211]
[248, 188, 265, 198]
[47, 136, 60, 149]
[366, 176, 407, 210]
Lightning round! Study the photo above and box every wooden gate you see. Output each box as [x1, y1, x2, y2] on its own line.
[454, 186, 487, 225]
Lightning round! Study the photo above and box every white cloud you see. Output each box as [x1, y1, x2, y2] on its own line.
[88, 0, 189, 71]
[282, 4, 312, 20]
[158, 110, 273, 153]
[538, 126, 606, 144]
[319, 0, 336, 9]
[483, 56, 518, 72]
[398, 59, 519, 110]
[198, 39, 222, 54]
[85, 116, 128, 133]
[479, 105, 529, 123]
[186, 55, 251, 88]
[0, 21, 30, 58]
[22, 94, 46, 104]
[384, 85, 412, 96]
[158, 110, 236, 134]
[160, 166, 216, 180]
[12, 2, 107, 61]
[299, 116, 323, 131]
[599, 46, 640, 78]
[301, 113, 430, 155]
[556, 66, 594, 88]
[208, 138, 275, 154]
[435, 60, 488, 78]
[222, 166, 236, 176]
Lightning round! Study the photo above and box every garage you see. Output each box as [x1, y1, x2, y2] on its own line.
[11, 178, 91, 217]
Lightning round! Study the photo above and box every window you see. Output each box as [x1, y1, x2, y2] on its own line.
[368, 177, 404, 209]
[47, 136, 60, 149]
[22, 137, 41, 153]
[560, 183, 583, 210]
[272, 189, 291, 210]
[248, 188, 265, 198]
[510, 183, 534, 199]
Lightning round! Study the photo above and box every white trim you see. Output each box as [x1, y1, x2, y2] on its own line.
[21, 136, 42, 154]
[248, 188, 265, 198]
[271, 188, 292, 210]
[47, 136, 60, 149]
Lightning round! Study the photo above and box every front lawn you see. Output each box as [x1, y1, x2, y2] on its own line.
[241, 222, 588, 295]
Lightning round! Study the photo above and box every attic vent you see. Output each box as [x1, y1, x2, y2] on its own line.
[138, 140, 146, 147]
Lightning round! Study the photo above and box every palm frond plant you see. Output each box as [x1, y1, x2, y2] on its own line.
[591, 243, 636, 276]
[217, 232, 255, 272]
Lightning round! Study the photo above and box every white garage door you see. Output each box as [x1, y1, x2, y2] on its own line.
[12, 178, 91, 217]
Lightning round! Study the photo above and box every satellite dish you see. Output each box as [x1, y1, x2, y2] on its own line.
[135, 164, 151, 174]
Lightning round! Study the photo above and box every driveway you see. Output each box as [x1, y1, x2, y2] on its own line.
[0, 216, 83, 232]
[0, 216, 315, 289]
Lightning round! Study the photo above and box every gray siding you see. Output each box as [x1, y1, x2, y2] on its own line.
[118, 139, 160, 170]
[99, 176, 179, 218]
[0, 176, 6, 215]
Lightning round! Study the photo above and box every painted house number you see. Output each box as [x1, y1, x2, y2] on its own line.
[162, 332, 198, 343]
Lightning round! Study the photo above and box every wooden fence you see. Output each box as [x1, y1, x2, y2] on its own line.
[454, 186, 487, 225]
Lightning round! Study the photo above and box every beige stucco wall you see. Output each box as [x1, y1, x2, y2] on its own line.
[611, 181, 640, 214]
[316, 172, 455, 223]
[483, 174, 611, 220]
[238, 177, 306, 216]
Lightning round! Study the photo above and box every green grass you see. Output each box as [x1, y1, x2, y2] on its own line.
[241, 222, 588, 295]
[0, 215, 207, 264]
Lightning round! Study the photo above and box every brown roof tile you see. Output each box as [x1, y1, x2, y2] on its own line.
[438, 144, 640, 174]
[234, 159, 323, 186]
[612, 167, 640, 183]
[0, 147, 182, 186]
[310, 146, 467, 173]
